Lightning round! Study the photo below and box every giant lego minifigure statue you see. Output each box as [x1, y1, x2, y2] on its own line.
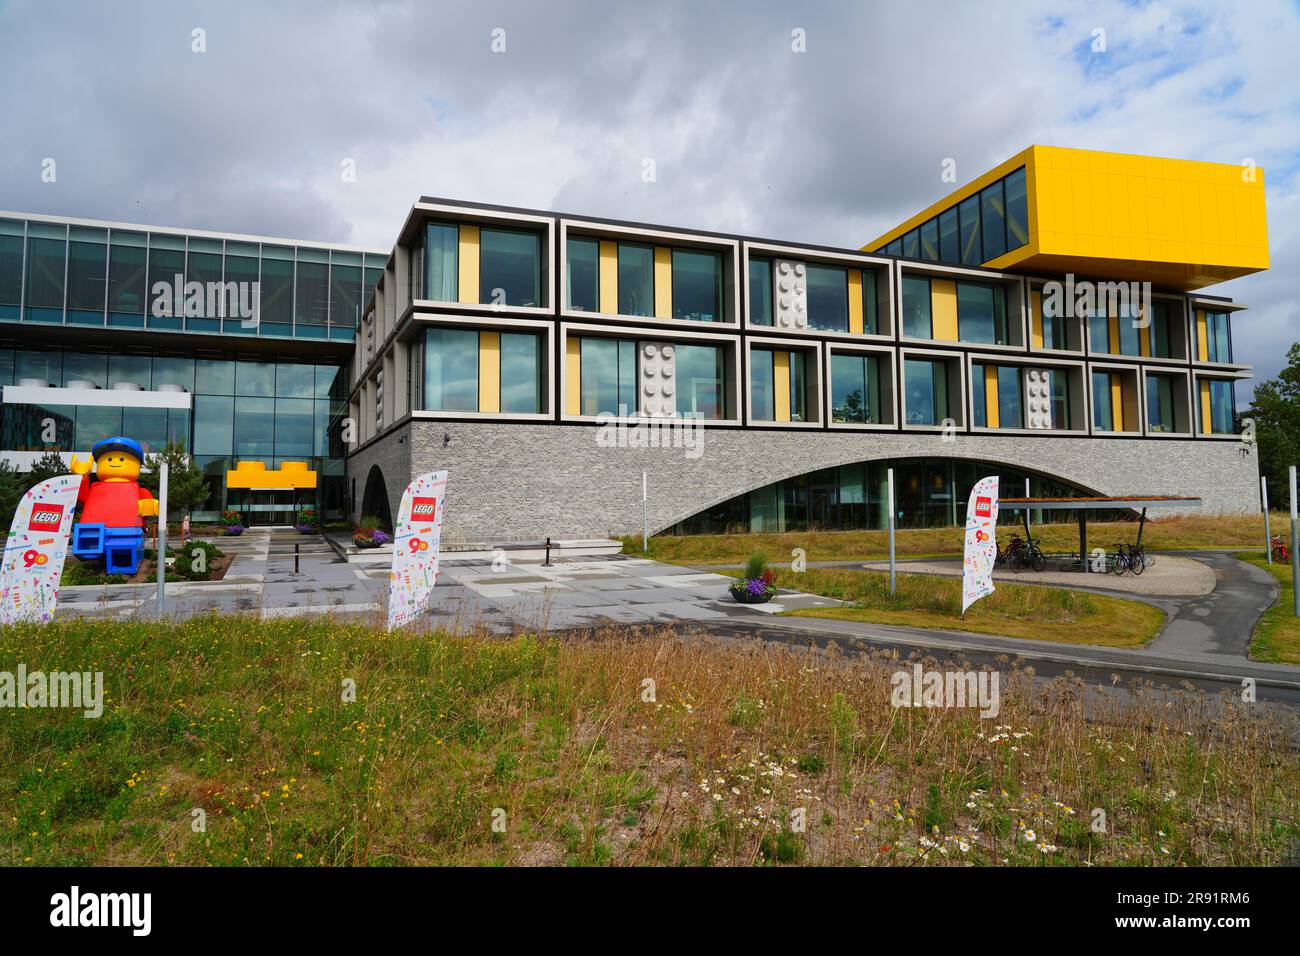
[69, 437, 159, 575]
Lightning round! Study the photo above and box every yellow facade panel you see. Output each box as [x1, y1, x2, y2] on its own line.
[478, 330, 500, 414]
[566, 337, 582, 416]
[1195, 310, 1209, 362]
[654, 246, 673, 319]
[847, 270, 864, 334]
[1199, 379, 1212, 434]
[1110, 374, 1123, 432]
[984, 365, 1000, 429]
[598, 241, 618, 315]
[773, 351, 791, 422]
[930, 279, 958, 341]
[1030, 289, 1043, 348]
[458, 224, 480, 305]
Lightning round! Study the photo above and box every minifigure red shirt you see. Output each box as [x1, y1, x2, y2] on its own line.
[77, 477, 154, 528]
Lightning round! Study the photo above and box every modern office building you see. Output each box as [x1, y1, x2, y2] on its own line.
[0, 212, 388, 524]
[0, 146, 1271, 539]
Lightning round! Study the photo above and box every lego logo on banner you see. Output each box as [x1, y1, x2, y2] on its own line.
[388, 471, 449, 631]
[974, 496, 992, 519]
[0, 475, 81, 625]
[29, 505, 65, 532]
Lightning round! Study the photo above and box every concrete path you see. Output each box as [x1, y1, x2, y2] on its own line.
[859, 554, 1215, 596]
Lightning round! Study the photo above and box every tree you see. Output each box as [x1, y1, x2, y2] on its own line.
[25, 450, 70, 491]
[0, 459, 25, 530]
[1247, 342, 1300, 510]
[140, 441, 210, 522]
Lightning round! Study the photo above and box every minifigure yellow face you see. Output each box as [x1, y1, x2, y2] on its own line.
[96, 451, 142, 481]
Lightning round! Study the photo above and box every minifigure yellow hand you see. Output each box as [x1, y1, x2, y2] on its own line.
[70, 455, 93, 476]
[138, 499, 160, 518]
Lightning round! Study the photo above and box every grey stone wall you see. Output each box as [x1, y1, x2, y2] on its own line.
[350, 420, 1261, 542]
[347, 421, 411, 526]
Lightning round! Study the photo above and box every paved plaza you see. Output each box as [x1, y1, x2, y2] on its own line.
[52, 529, 843, 630]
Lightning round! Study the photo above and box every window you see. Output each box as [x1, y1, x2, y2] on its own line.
[902, 230, 919, 259]
[193, 396, 234, 455]
[617, 244, 654, 316]
[861, 270, 878, 334]
[901, 275, 932, 338]
[1208, 380, 1234, 434]
[1147, 374, 1176, 432]
[1041, 293, 1066, 350]
[222, 243, 259, 334]
[480, 227, 540, 307]
[567, 237, 599, 312]
[789, 351, 806, 422]
[675, 344, 726, 420]
[275, 398, 315, 457]
[500, 332, 541, 413]
[972, 365, 1020, 428]
[25, 226, 66, 320]
[830, 353, 880, 424]
[672, 249, 722, 322]
[295, 250, 329, 335]
[749, 258, 772, 326]
[1205, 312, 1231, 362]
[920, 220, 939, 261]
[997, 366, 1022, 428]
[938, 208, 959, 264]
[1092, 372, 1113, 431]
[424, 222, 458, 302]
[580, 338, 636, 416]
[886, 238, 903, 257]
[958, 195, 981, 266]
[1148, 301, 1172, 358]
[1117, 304, 1142, 356]
[259, 249, 294, 335]
[1089, 311, 1111, 353]
[423, 328, 479, 411]
[806, 264, 848, 332]
[329, 261, 363, 331]
[183, 237, 222, 331]
[236, 360, 274, 396]
[67, 230, 107, 324]
[980, 180, 1006, 261]
[0, 220, 22, 319]
[750, 348, 775, 420]
[1004, 167, 1028, 251]
[905, 359, 948, 426]
[146, 235, 185, 330]
[957, 282, 1007, 345]
[1048, 370, 1071, 430]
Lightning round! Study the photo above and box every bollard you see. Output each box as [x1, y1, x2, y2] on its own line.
[544, 537, 552, 567]
[295, 542, 300, 574]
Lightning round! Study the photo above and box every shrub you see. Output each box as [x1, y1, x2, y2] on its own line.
[743, 552, 768, 581]
[221, 509, 243, 527]
[170, 541, 224, 581]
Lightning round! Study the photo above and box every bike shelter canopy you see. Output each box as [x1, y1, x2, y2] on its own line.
[997, 496, 1202, 573]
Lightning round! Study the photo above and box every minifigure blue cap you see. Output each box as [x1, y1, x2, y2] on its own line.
[91, 436, 144, 461]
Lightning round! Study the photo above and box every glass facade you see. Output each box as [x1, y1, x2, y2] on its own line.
[1203, 311, 1232, 362]
[748, 258, 772, 326]
[1206, 380, 1235, 434]
[617, 244, 654, 317]
[664, 456, 1103, 535]
[0, 216, 383, 341]
[1147, 374, 1177, 432]
[675, 344, 727, 419]
[904, 358, 949, 425]
[750, 349, 807, 422]
[0, 347, 346, 522]
[567, 237, 599, 312]
[579, 337, 637, 416]
[901, 275, 932, 338]
[480, 227, 541, 307]
[671, 249, 722, 322]
[957, 281, 1008, 345]
[805, 264, 848, 332]
[883, 166, 1029, 267]
[972, 364, 1023, 428]
[830, 352, 881, 424]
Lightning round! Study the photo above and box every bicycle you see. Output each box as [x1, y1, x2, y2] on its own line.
[1005, 535, 1046, 573]
[1271, 535, 1289, 563]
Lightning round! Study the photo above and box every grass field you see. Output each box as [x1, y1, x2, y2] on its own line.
[2, 615, 1295, 866]
[771, 568, 1165, 647]
[623, 512, 1280, 567]
[1240, 554, 1300, 665]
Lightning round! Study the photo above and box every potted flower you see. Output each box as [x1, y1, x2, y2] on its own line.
[295, 507, 319, 534]
[729, 552, 777, 604]
[222, 509, 245, 537]
[352, 516, 390, 549]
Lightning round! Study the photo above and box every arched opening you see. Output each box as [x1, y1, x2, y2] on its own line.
[662, 455, 1111, 535]
[360, 464, 393, 531]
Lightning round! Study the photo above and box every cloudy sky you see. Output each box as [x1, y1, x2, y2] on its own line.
[1, 0, 1296, 393]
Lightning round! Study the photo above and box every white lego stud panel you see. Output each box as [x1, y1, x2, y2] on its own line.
[1024, 368, 1053, 429]
[640, 341, 677, 417]
[773, 260, 807, 329]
